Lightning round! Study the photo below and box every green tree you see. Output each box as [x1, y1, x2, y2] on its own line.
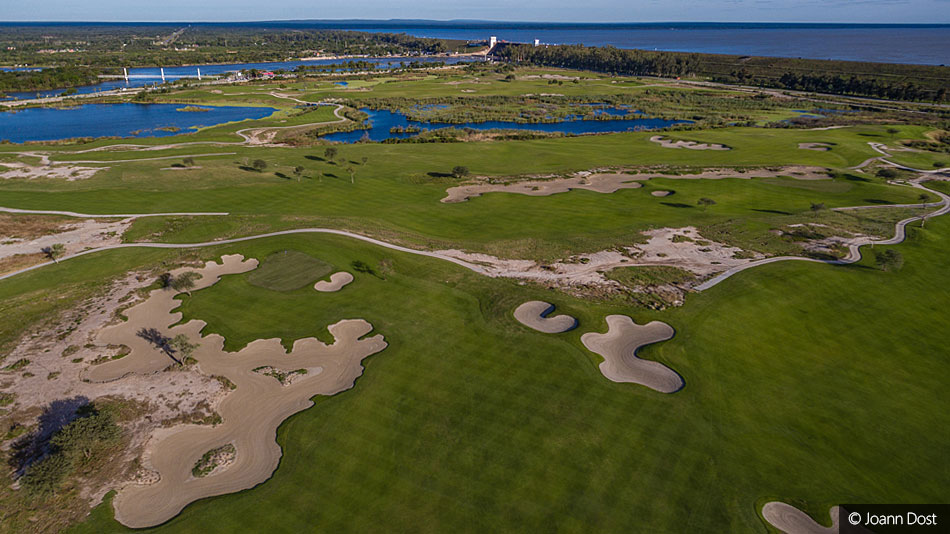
[42, 243, 66, 262]
[294, 165, 305, 181]
[182, 157, 195, 167]
[169, 334, 199, 365]
[158, 272, 174, 288]
[347, 166, 356, 184]
[170, 271, 200, 292]
[452, 166, 470, 179]
[875, 249, 904, 272]
[810, 202, 826, 216]
[251, 159, 267, 172]
[697, 198, 716, 211]
[324, 147, 338, 161]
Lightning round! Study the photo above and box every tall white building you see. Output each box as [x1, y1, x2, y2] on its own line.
[489, 36, 497, 48]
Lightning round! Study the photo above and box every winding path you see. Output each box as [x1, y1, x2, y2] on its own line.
[0, 227, 489, 282]
[1, 145, 947, 289]
[694, 179, 949, 291]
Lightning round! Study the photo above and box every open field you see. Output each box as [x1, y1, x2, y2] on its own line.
[0, 65, 948, 533]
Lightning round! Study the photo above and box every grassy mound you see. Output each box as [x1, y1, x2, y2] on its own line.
[246, 250, 332, 292]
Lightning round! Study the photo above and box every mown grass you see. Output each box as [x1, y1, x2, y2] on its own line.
[0, 125, 931, 261]
[23, 213, 940, 533]
[246, 250, 333, 292]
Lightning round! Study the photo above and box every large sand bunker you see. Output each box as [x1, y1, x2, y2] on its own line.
[513, 301, 577, 333]
[442, 167, 830, 203]
[581, 315, 681, 393]
[78, 254, 388, 527]
[799, 143, 832, 152]
[113, 319, 387, 528]
[314, 271, 354, 292]
[761, 502, 840, 534]
[83, 254, 259, 383]
[650, 136, 730, 150]
[441, 173, 642, 203]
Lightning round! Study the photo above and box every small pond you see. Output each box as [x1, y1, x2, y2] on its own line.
[320, 107, 692, 143]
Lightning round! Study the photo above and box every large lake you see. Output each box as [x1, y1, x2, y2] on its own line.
[356, 23, 950, 65]
[321, 107, 690, 143]
[0, 103, 277, 143]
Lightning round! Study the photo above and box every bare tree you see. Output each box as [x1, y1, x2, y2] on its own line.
[697, 198, 716, 211]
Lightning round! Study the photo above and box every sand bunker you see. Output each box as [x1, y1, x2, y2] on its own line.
[513, 301, 577, 333]
[650, 136, 730, 151]
[651, 190, 672, 197]
[761, 502, 839, 534]
[441, 173, 642, 203]
[113, 319, 386, 528]
[442, 167, 830, 203]
[314, 271, 354, 292]
[77, 254, 388, 527]
[799, 143, 832, 151]
[581, 315, 681, 393]
[83, 254, 259, 383]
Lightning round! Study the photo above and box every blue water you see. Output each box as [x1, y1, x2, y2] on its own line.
[0, 103, 277, 143]
[320, 107, 689, 143]
[0, 55, 473, 101]
[354, 23, 950, 65]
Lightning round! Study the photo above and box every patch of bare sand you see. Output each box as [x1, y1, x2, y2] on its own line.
[0, 271, 230, 506]
[112, 319, 387, 528]
[650, 135, 730, 150]
[799, 142, 832, 151]
[513, 301, 577, 333]
[761, 502, 840, 534]
[83, 255, 259, 383]
[443, 79, 491, 85]
[581, 315, 681, 393]
[651, 190, 672, 197]
[314, 271, 354, 292]
[442, 167, 831, 203]
[0, 217, 131, 260]
[441, 172, 642, 203]
[0, 161, 105, 181]
[438, 226, 760, 291]
[520, 74, 579, 81]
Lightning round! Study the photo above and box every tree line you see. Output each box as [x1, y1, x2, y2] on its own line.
[0, 66, 100, 94]
[495, 43, 950, 102]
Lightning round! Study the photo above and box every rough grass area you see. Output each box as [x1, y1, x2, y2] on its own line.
[191, 444, 236, 478]
[246, 250, 333, 292]
[0, 213, 72, 240]
[607, 265, 697, 289]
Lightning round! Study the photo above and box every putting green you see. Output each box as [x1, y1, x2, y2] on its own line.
[246, 250, 333, 292]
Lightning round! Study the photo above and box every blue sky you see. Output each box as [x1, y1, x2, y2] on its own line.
[4, 0, 949, 23]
